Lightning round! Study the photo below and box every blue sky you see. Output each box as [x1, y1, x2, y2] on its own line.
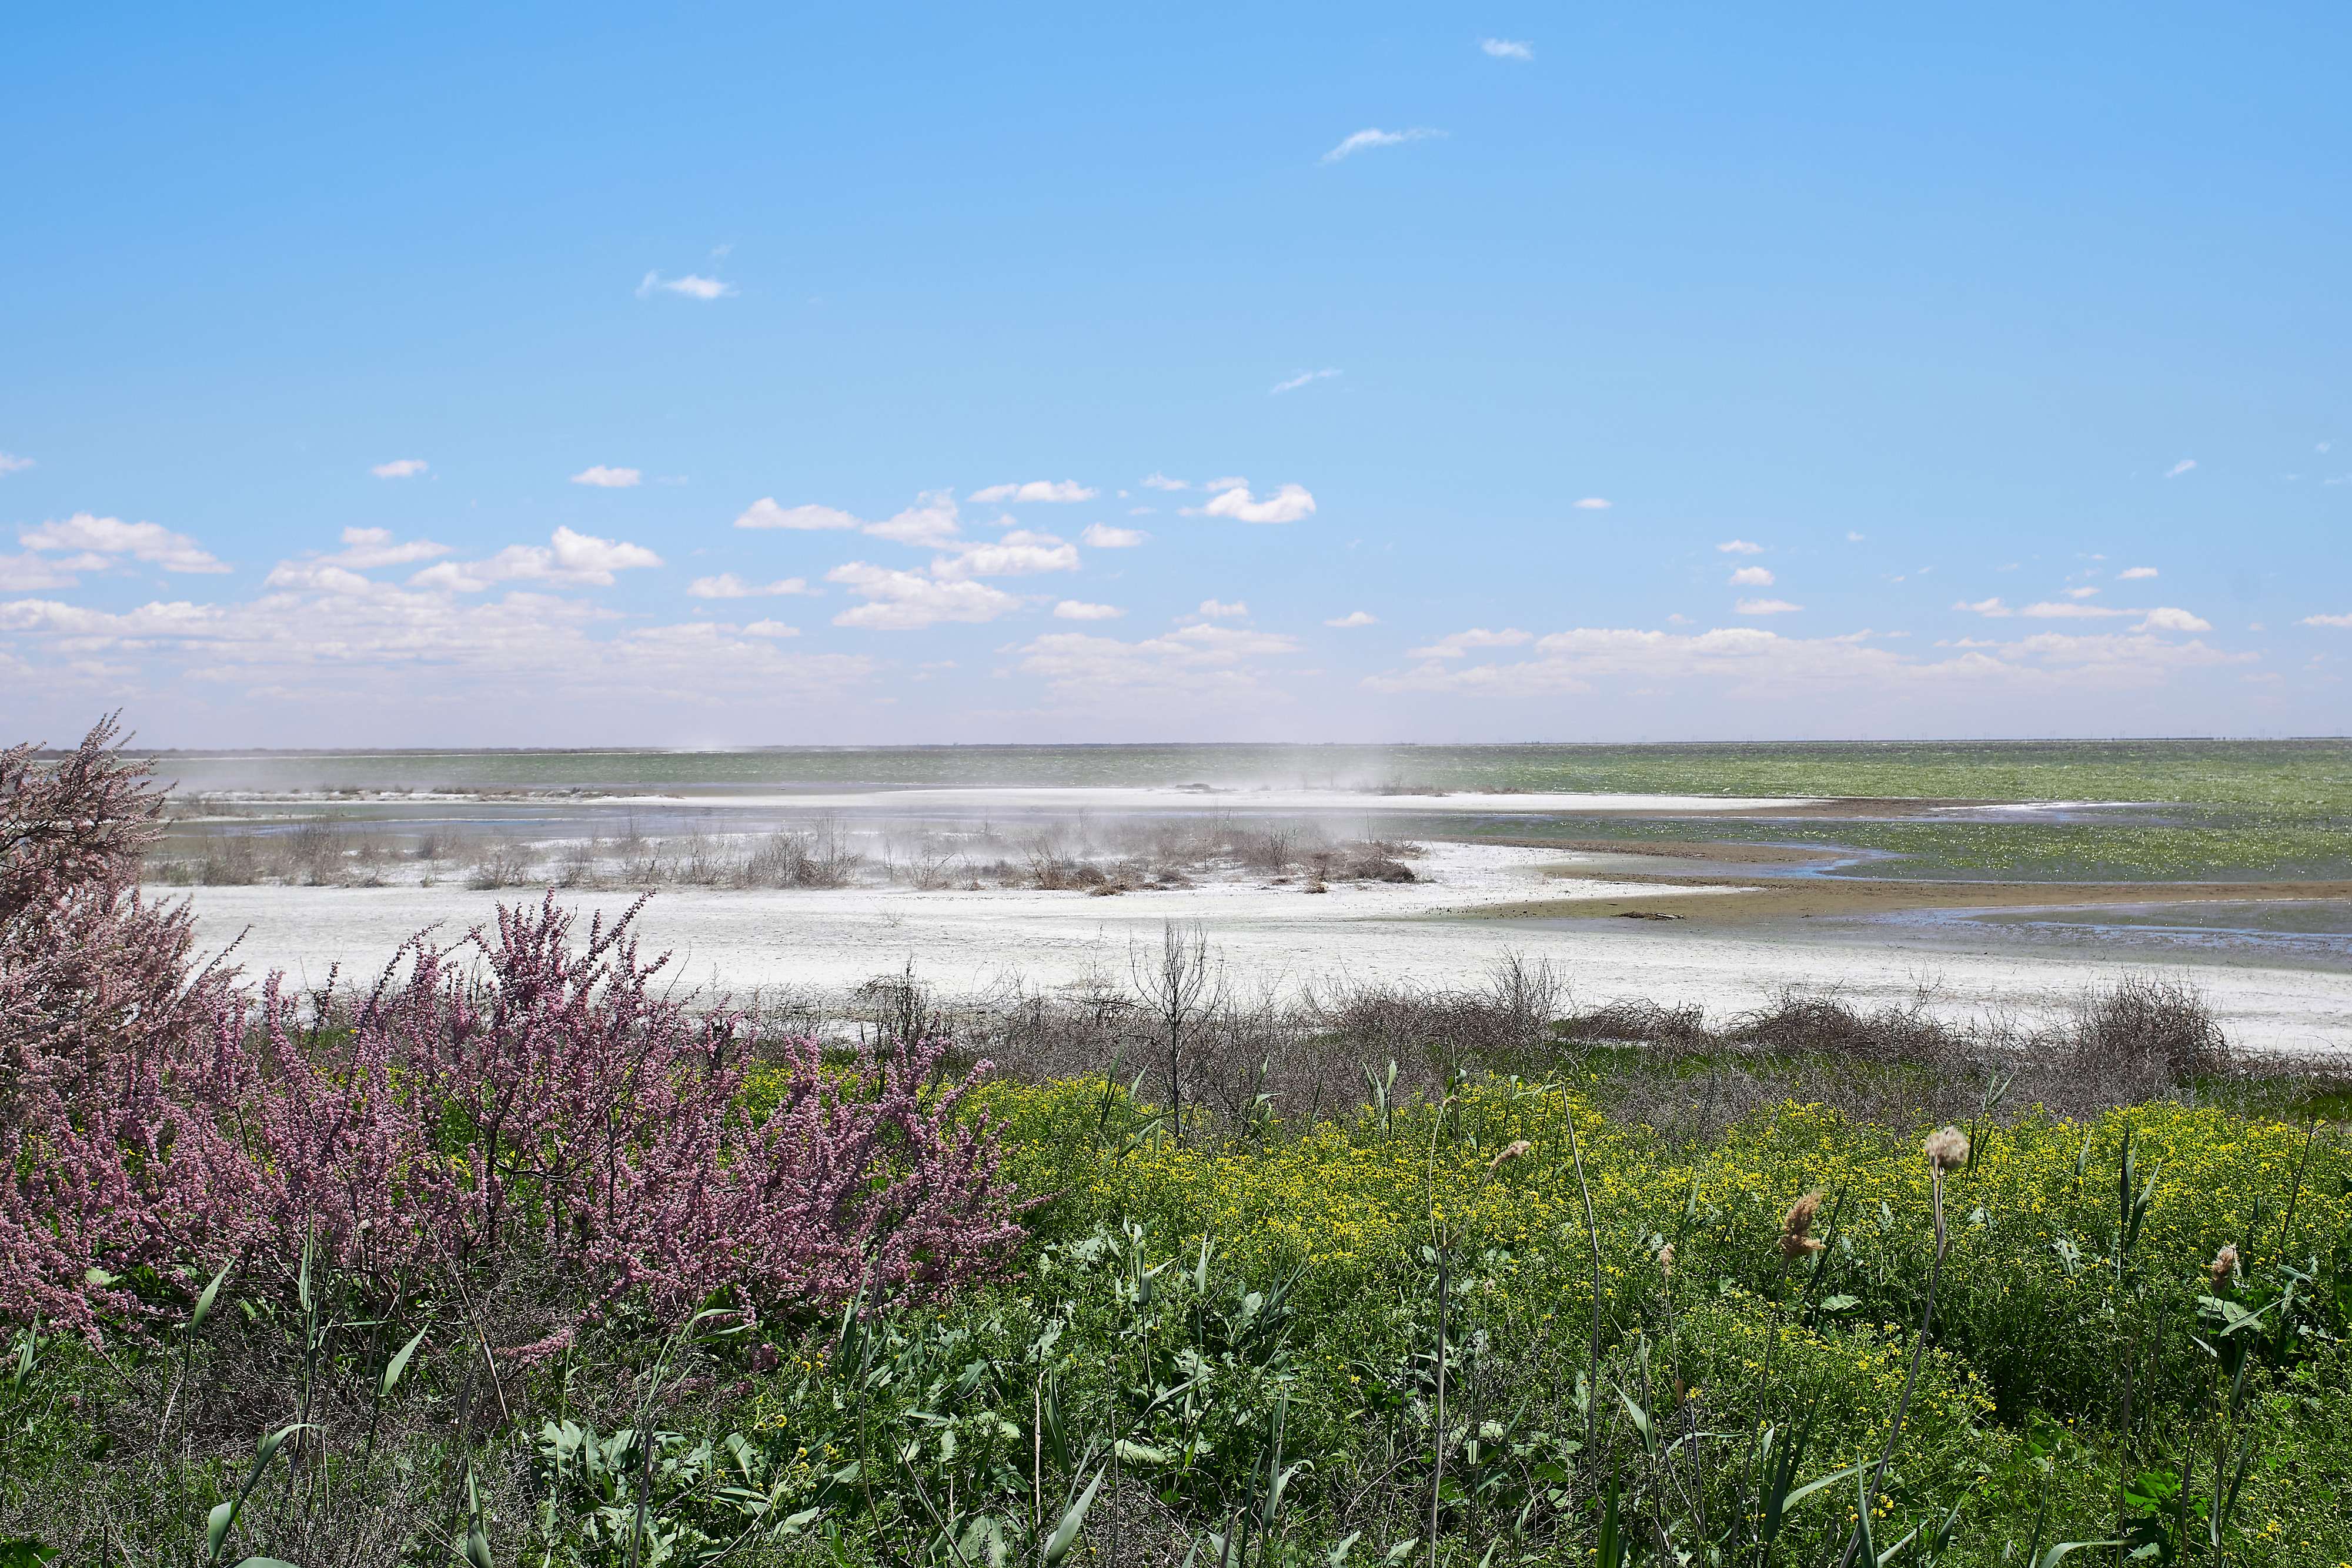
[4, 3, 2347, 745]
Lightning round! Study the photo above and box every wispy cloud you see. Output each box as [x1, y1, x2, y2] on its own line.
[733, 490, 965, 547]
[21, 513, 228, 574]
[1081, 523, 1148, 549]
[370, 458, 428, 479]
[1186, 480, 1317, 524]
[1736, 598, 1803, 616]
[2301, 612, 2352, 628]
[686, 573, 815, 599]
[637, 270, 736, 300]
[1572, 497, 1612, 510]
[1479, 37, 1534, 60]
[0, 453, 35, 476]
[1324, 610, 1378, 627]
[1729, 566, 1775, 587]
[1409, 627, 1530, 659]
[2119, 566, 2159, 580]
[1053, 600, 1125, 621]
[1322, 126, 1445, 163]
[1271, 368, 1341, 395]
[2135, 607, 2211, 632]
[1141, 473, 1189, 491]
[931, 529, 1079, 580]
[570, 465, 642, 489]
[969, 480, 1097, 504]
[734, 499, 863, 531]
[2164, 459, 2197, 479]
[1196, 599, 1250, 620]
[1716, 539, 1764, 555]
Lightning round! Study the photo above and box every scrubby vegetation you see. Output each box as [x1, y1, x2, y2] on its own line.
[6, 721, 2350, 1566]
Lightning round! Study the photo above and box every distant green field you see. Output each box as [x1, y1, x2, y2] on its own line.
[136, 737, 2352, 810]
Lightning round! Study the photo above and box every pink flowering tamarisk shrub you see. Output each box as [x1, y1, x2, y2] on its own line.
[0, 716, 1023, 1342]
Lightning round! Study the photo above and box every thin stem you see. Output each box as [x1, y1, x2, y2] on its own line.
[1837, 1171, 1948, 1568]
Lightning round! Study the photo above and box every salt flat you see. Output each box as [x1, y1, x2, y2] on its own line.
[167, 840, 2352, 1059]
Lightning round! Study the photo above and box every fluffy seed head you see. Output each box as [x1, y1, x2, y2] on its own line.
[1779, 1192, 1826, 1258]
[2206, 1244, 2239, 1289]
[1657, 1243, 1675, 1279]
[1925, 1125, 1970, 1174]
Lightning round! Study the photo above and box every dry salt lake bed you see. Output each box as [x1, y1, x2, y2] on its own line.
[143, 740, 2352, 1059]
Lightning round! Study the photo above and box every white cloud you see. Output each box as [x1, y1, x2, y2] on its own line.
[686, 573, 814, 599]
[861, 490, 965, 547]
[1325, 610, 1378, 628]
[1364, 624, 2252, 700]
[825, 562, 1019, 629]
[21, 513, 228, 574]
[266, 529, 450, 587]
[2135, 607, 2211, 632]
[1271, 369, 1341, 395]
[2119, 566, 2159, 580]
[570, 465, 643, 489]
[1716, 539, 1764, 555]
[2064, 587, 2100, 600]
[1322, 127, 1445, 163]
[1016, 623, 1302, 697]
[1736, 599, 1803, 616]
[1190, 482, 1317, 525]
[1, 453, 37, 476]
[1572, 497, 1612, 510]
[1, 553, 92, 591]
[968, 480, 1097, 504]
[734, 497, 863, 532]
[1729, 566, 1775, 587]
[370, 458, 428, 479]
[933, 529, 1079, 579]
[1479, 36, 1534, 59]
[1054, 600, 1125, 621]
[637, 271, 736, 300]
[2020, 601, 2130, 619]
[1141, 473, 1189, 491]
[1953, 597, 2009, 616]
[1081, 523, 1148, 548]
[410, 526, 662, 592]
[2164, 459, 2196, 479]
[1409, 627, 1531, 659]
[1846, 531, 1866, 543]
[741, 620, 799, 637]
[1196, 599, 1250, 620]
[2300, 612, 2352, 628]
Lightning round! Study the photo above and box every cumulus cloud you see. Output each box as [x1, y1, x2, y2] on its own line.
[1716, 539, 1764, 555]
[1053, 600, 1125, 621]
[637, 271, 735, 300]
[0, 453, 34, 476]
[741, 620, 800, 637]
[2135, 607, 2211, 632]
[2119, 566, 2160, 580]
[1188, 482, 1317, 525]
[968, 480, 1097, 504]
[1729, 566, 1775, 587]
[2300, 612, 2352, 628]
[1480, 36, 1534, 59]
[1196, 599, 1250, 620]
[1081, 523, 1148, 549]
[932, 529, 1079, 579]
[1573, 497, 1612, 510]
[1271, 369, 1341, 394]
[1325, 610, 1378, 627]
[570, 465, 643, 489]
[410, 527, 661, 592]
[733, 490, 965, 547]
[21, 513, 228, 574]
[370, 458, 427, 479]
[734, 498, 863, 531]
[686, 573, 815, 599]
[266, 529, 451, 588]
[2164, 459, 2196, 479]
[824, 562, 1020, 629]
[1408, 627, 1531, 659]
[1322, 127, 1445, 163]
[0, 553, 93, 591]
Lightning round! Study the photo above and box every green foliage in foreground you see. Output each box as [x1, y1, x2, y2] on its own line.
[4, 1079, 2348, 1566]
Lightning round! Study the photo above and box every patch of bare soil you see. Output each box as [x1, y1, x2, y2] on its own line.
[1458, 872, 2352, 924]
